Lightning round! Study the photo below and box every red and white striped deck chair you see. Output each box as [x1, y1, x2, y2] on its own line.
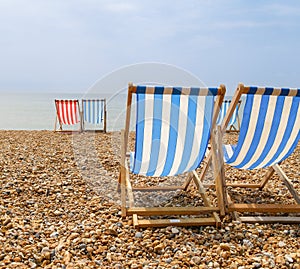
[54, 100, 81, 132]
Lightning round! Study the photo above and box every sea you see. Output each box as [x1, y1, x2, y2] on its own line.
[0, 91, 239, 131]
[0, 91, 129, 131]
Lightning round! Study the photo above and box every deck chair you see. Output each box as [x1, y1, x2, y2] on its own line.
[54, 100, 81, 132]
[217, 100, 241, 132]
[119, 83, 227, 228]
[219, 83, 300, 223]
[82, 99, 107, 132]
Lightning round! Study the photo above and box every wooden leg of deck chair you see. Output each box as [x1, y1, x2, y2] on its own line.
[120, 129, 127, 217]
[226, 194, 240, 221]
[210, 126, 226, 217]
[54, 116, 57, 131]
[192, 171, 221, 225]
[120, 176, 126, 217]
[273, 164, 300, 204]
[198, 151, 212, 183]
[259, 167, 275, 190]
[182, 172, 194, 191]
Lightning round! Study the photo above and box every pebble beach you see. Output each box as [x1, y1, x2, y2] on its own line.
[0, 130, 299, 269]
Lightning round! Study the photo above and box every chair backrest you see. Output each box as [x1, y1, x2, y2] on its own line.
[224, 84, 300, 170]
[126, 85, 225, 177]
[217, 100, 240, 126]
[55, 100, 80, 125]
[82, 99, 106, 124]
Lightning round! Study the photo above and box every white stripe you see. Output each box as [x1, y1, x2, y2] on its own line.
[169, 93, 189, 175]
[241, 96, 277, 169]
[139, 94, 154, 174]
[152, 95, 171, 176]
[230, 95, 262, 166]
[224, 144, 234, 160]
[185, 96, 206, 170]
[63, 102, 68, 124]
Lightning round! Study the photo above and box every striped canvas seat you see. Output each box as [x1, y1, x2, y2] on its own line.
[119, 83, 226, 228]
[82, 99, 106, 132]
[216, 100, 241, 131]
[223, 87, 299, 169]
[54, 100, 81, 132]
[213, 83, 300, 223]
[130, 86, 217, 177]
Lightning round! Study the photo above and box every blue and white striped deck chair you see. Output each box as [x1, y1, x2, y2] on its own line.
[221, 83, 300, 223]
[82, 99, 107, 132]
[119, 83, 226, 228]
[216, 100, 241, 132]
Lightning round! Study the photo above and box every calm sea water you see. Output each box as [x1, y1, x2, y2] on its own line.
[0, 92, 239, 131]
[0, 92, 128, 131]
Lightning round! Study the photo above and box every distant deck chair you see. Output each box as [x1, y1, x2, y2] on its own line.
[82, 99, 107, 132]
[217, 100, 241, 132]
[54, 100, 81, 132]
[217, 83, 300, 223]
[119, 83, 226, 228]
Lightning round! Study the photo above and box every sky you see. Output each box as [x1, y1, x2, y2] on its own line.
[0, 0, 300, 96]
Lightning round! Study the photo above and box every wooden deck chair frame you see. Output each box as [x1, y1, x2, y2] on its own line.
[200, 83, 300, 224]
[54, 99, 82, 133]
[81, 99, 107, 133]
[119, 83, 227, 228]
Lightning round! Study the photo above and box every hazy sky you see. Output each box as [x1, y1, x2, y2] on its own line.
[0, 0, 299, 95]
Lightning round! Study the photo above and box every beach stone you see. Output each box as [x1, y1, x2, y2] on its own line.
[0, 131, 299, 268]
[171, 227, 180, 234]
[275, 255, 285, 265]
[285, 254, 293, 263]
[135, 232, 143, 238]
[220, 243, 231, 251]
[190, 256, 201, 265]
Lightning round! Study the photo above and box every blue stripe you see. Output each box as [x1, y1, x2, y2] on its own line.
[175, 95, 197, 174]
[265, 87, 274, 95]
[147, 93, 163, 176]
[160, 89, 181, 176]
[132, 93, 146, 174]
[248, 86, 258, 94]
[226, 94, 254, 164]
[136, 85, 147, 94]
[208, 87, 218, 96]
[153, 86, 165, 95]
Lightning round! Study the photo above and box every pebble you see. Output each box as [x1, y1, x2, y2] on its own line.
[0, 131, 299, 268]
[135, 232, 143, 238]
[171, 227, 180, 234]
[285, 254, 293, 263]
